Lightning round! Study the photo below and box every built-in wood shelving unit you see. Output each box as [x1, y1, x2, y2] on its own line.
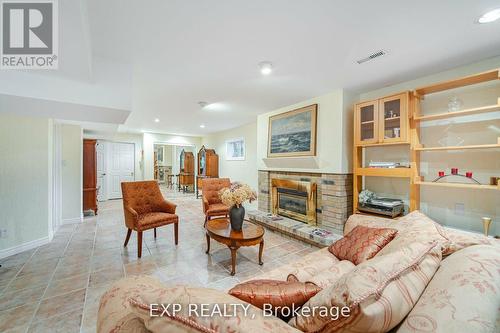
[410, 68, 500, 209]
[353, 68, 500, 216]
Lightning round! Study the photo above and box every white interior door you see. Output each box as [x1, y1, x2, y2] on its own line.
[96, 141, 107, 201]
[107, 142, 135, 199]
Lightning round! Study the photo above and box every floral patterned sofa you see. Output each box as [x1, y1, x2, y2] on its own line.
[97, 212, 500, 333]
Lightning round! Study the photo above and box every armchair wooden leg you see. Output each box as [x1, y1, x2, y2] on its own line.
[137, 231, 143, 258]
[174, 222, 178, 245]
[124, 229, 132, 247]
[154, 228, 157, 238]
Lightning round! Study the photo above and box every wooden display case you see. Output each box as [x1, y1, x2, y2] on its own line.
[196, 145, 219, 198]
[178, 149, 194, 192]
[354, 92, 409, 146]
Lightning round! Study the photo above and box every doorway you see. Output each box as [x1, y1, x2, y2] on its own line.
[97, 140, 135, 200]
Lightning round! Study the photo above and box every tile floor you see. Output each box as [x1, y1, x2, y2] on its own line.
[0, 187, 317, 332]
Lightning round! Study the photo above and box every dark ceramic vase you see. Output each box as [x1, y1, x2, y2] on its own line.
[229, 205, 245, 231]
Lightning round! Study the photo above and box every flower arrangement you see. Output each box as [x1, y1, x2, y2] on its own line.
[219, 182, 257, 208]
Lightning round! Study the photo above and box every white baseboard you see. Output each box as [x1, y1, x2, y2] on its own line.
[0, 236, 50, 260]
[62, 217, 83, 225]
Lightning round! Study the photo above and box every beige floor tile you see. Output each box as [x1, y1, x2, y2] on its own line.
[18, 258, 59, 276]
[0, 286, 46, 311]
[29, 307, 83, 333]
[88, 267, 123, 288]
[7, 271, 53, 293]
[34, 288, 86, 321]
[0, 303, 38, 332]
[52, 262, 90, 281]
[44, 273, 89, 298]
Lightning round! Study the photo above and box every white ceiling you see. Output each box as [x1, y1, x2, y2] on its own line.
[1, 0, 500, 135]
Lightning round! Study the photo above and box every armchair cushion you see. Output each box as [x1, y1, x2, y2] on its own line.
[206, 203, 230, 216]
[138, 212, 178, 229]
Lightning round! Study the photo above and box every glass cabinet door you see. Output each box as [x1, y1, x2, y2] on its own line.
[356, 100, 378, 145]
[379, 93, 408, 143]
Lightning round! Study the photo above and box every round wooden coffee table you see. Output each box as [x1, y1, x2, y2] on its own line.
[205, 218, 265, 276]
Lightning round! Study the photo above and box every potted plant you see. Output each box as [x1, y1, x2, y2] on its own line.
[219, 182, 257, 231]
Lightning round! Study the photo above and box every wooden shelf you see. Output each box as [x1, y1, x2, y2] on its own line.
[415, 143, 500, 151]
[416, 181, 499, 191]
[414, 103, 500, 121]
[356, 142, 410, 148]
[361, 120, 374, 125]
[384, 116, 401, 121]
[356, 167, 412, 178]
[415, 69, 500, 96]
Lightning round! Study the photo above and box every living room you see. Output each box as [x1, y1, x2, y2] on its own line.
[0, 1, 499, 333]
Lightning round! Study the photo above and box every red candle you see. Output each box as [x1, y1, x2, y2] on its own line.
[466, 172, 473, 178]
[451, 168, 458, 175]
[438, 171, 445, 177]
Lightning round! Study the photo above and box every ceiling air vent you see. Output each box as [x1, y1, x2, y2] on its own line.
[356, 50, 387, 64]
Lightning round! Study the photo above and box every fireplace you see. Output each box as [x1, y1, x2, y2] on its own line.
[271, 178, 317, 225]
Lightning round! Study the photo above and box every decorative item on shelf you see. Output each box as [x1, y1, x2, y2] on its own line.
[219, 182, 257, 231]
[447, 96, 463, 112]
[482, 217, 492, 237]
[358, 189, 376, 204]
[432, 169, 481, 185]
[393, 127, 400, 138]
[490, 177, 499, 186]
[438, 132, 464, 147]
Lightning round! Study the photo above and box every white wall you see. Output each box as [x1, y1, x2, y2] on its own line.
[202, 122, 258, 208]
[358, 56, 500, 234]
[256, 90, 352, 173]
[0, 114, 53, 256]
[61, 124, 83, 222]
[143, 133, 202, 180]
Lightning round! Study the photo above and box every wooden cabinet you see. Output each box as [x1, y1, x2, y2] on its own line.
[355, 92, 409, 145]
[178, 149, 194, 191]
[196, 146, 219, 197]
[83, 139, 98, 215]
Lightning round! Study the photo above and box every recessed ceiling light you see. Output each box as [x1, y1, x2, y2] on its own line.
[154, 118, 160, 123]
[477, 8, 500, 23]
[259, 61, 273, 75]
[199, 124, 206, 128]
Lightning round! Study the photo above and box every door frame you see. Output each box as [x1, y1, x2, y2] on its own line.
[152, 142, 197, 179]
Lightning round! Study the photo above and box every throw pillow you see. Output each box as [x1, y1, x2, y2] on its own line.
[289, 242, 442, 333]
[228, 279, 322, 310]
[328, 225, 398, 265]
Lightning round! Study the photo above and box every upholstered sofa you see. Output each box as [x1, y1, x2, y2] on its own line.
[97, 212, 500, 333]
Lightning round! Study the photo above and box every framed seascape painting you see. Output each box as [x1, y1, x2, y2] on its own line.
[226, 137, 245, 160]
[267, 104, 317, 157]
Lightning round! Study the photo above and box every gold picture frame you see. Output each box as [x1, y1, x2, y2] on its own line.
[267, 104, 317, 157]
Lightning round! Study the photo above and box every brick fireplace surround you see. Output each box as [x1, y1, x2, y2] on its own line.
[249, 170, 353, 246]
